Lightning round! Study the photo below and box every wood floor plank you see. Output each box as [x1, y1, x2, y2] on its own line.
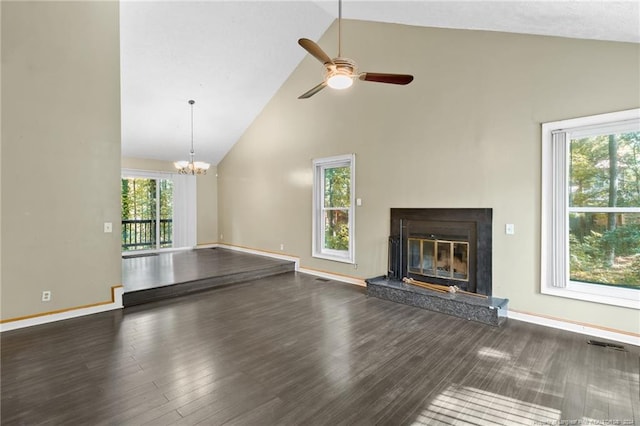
[119, 375, 244, 425]
[140, 409, 184, 426]
[2, 270, 639, 425]
[221, 397, 284, 426]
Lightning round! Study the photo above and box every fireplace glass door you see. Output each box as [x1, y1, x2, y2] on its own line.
[408, 238, 469, 282]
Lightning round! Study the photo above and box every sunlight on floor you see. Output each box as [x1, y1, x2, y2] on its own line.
[412, 384, 561, 425]
[476, 347, 512, 361]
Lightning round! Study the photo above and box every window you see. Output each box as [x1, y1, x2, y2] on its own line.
[541, 109, 640, 309]
[312, 154, 355, 263]
[121, 169, 196, 253]
[121, 176, 174, 251]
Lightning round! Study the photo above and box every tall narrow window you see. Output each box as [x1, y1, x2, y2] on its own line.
[542, 109, 640, 309]
[313, 154, 355, 263]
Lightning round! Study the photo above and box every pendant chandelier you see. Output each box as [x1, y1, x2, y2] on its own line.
[174, 99, 210, 175]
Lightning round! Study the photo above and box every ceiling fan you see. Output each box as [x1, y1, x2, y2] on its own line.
[297, 0, 414, 99]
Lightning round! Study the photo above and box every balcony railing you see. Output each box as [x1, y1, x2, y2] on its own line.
[122, 219, 172, 250]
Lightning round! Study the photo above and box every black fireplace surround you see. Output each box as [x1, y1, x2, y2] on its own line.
[388, 208, 492, 296]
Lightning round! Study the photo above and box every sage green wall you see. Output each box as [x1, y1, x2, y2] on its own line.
[1, 2, 121, 320]
[218, 20, 640, 334]
[121, 157, 218, 245]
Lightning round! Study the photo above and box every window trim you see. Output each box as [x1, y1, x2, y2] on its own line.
[121, 168, 196, 253]
[541, 109, 640, 310]
[312, 154, 356, 264]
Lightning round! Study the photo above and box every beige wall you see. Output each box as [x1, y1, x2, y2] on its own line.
[1, 2, 121, 320]
[196, 170, 218, 245]
[121, 157, 218, 246]
[218, 21, 640, 334]
[0, 1, 3, 314]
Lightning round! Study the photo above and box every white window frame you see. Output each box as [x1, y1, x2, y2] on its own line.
[121, 169, 196, 253]
[541, 109, 640, 309]
[312, 154, 355, 264]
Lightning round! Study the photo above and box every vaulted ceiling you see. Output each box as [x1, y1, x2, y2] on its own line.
[120, 1, 640, 166]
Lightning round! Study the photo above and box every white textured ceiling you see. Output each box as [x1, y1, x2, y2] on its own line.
[120, 1, 640, 165]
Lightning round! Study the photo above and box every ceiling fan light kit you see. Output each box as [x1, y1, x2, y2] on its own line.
[327, 71, 354, 90]
[297, 0, 414, 99]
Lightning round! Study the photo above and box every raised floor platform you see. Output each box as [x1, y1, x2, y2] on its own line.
[366, 276, 508, 327]
[122, 248, 295, 307]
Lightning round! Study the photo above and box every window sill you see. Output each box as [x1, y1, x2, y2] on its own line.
[312, 252, 355, 265]
[542, 284, 639, 310]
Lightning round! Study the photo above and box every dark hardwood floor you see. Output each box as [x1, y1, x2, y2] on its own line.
[122, 248, 294, 306]
[2, 272, 638, 425]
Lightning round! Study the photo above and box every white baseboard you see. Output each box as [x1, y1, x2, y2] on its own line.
[299, 267, 366, 286]
[508, 310, 640, 347]
[216, 243, 367, 286]
[1, 286, 124, 332]
[110, 244, 640, 347]
[195, 243, 218, 249]
[216, 243, 300, 270]
[219, 242, 639, 346]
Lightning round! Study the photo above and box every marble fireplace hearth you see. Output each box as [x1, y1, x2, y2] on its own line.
[366, 276, 508, 327]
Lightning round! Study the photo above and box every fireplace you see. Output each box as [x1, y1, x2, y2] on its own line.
[367, 208, 505, 326]
[388, 208, 492, 296]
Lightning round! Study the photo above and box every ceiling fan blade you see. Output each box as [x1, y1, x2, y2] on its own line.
[298, 38, 334, 65]
[359, 73, 414, 85]
[298, 81, 328, 99]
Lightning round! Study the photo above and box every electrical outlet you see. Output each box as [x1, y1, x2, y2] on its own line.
[42, 291, 52, 302]
[220, 234, 224, 241]
[280, 243, 284, 251]
[104, 222, 112, 233]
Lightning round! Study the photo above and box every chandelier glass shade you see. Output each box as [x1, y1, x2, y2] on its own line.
[174, 160, 210, 175]
[174, 100, 210, 175]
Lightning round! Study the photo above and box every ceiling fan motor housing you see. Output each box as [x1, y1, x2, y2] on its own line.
[326, 57, 358, 79]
